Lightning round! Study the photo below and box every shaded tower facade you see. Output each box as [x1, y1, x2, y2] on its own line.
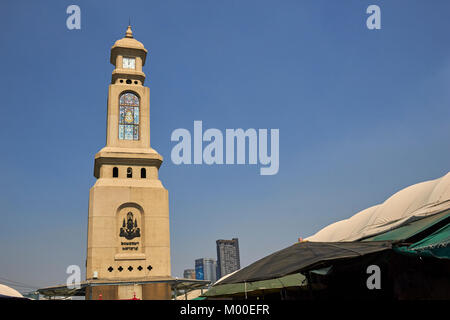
[216, 238, 240, 279]
[86, 26, 171, 300]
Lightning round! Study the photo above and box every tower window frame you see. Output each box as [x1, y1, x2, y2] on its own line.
[141, 168, 146, 179]
[127, 167, 133, 178]
[113, 167, 119, 178]
[118, 92, 140, 141]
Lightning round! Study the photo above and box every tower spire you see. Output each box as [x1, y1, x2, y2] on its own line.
[125, 24, 133, 38]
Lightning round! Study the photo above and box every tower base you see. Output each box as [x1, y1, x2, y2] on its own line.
[85, 283, 172, 300]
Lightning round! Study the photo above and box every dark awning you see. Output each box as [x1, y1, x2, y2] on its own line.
[219, 241, 392, 285]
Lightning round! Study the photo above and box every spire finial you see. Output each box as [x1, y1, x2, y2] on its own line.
[125, 24, 133, 38]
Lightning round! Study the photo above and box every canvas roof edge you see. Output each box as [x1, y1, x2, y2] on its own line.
[362, 209, 450, 243]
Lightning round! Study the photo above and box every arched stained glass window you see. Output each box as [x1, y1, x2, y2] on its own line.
[119, 92, 139, 140]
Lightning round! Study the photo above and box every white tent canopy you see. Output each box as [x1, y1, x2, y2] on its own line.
[0, 284, 23, 298]
[306, 172, 450, 242]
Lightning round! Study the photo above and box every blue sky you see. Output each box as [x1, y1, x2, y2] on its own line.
[1, 0, 450, 293]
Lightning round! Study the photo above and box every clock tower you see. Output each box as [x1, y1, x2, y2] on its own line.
[86, 26, 171, 300]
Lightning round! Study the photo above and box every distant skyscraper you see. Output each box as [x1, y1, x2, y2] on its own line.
[195, 258, 217, 283]
[183, 269, 195, 279]
[216, 238, 240, 279]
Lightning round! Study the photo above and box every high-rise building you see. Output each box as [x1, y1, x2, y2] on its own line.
[183, 269, 195, 279]
[216, 238, 240, 279]
[195, 258, 217, 283]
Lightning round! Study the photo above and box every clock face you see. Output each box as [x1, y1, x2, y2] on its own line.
[123, 57, 135, 69]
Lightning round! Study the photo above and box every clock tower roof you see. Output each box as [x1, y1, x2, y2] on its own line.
[110, 25, 148, 66]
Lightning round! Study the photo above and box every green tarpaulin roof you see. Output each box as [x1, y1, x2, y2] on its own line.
[363, 210, 450, 242]
[394, 223, 450, 259]
[203, 273, 306, 297]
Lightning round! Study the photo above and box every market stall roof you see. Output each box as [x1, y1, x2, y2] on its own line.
[395, 223, 450, 259]
[218, 241, 392, 285]
[0, 284, 24, 298]
[363, 209, 450, 242]
[204, 273, 306, 298]
[306, 172, 450, 242]
[37, 277, 210, 298]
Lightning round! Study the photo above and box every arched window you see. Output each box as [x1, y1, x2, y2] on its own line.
[119, 92, 139, 140]
[113, 167, 118, 178]
[141, 168, 146, 178]
[127, 167, 133, 178]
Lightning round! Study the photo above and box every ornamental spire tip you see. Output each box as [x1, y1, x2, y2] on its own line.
[125, 25, 133, 38]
